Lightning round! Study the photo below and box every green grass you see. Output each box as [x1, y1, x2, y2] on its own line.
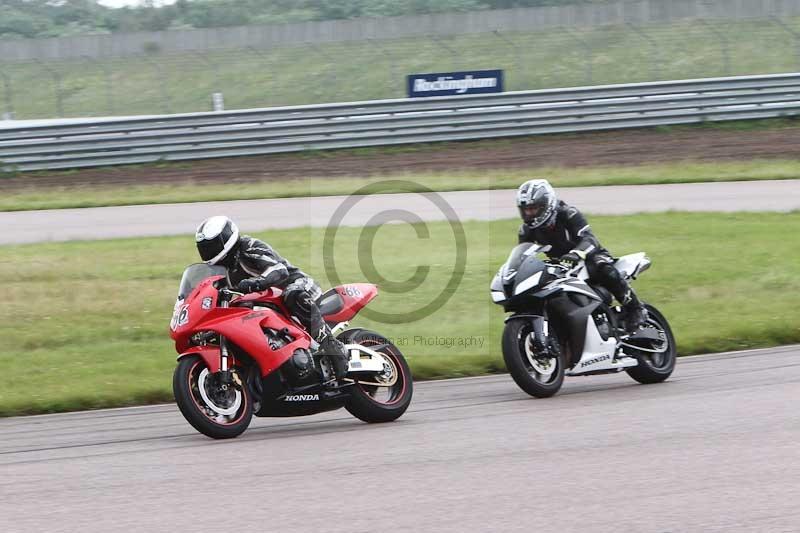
[2, 17, 800, 118]
[4, 158, 800, 211]
[1, 212, 798, 416]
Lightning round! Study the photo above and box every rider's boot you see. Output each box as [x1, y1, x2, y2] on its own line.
[596, 261, 647, 335]
[621, 289, 648, 333]
[317, 328, 350, 387]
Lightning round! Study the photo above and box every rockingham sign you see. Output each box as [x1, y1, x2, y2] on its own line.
[407, 69, 504, 98]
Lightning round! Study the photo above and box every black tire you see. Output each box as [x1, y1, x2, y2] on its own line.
[502, 319, 565, 398]
[625, 304, 677, 384]
[173, 355, 253, 439]
[338, 329, 413, 423]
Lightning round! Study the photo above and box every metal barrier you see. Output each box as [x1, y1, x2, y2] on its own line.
[2, 73, 800, 172]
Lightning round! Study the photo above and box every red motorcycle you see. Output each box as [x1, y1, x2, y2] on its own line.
[169, 263, 413, 439]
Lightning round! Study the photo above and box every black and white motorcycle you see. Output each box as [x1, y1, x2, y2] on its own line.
[491, 243, 676, 398]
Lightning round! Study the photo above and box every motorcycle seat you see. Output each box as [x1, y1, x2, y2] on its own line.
[316, 288, 345, 317]
[614, 252, 650, 280]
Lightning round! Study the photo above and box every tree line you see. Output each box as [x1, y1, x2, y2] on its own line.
[0, 0, 618, 40]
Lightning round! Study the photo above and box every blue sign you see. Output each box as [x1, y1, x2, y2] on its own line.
[407, 69, 504, 98]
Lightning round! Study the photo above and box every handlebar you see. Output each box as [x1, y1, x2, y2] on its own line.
[217, 287, 244, 309]
[220, 288, 244, 298]
[545, 260, 583, 277]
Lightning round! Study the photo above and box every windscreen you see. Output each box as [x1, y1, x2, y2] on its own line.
[177, 263, 227, 299]
[505, 243, 535, 272]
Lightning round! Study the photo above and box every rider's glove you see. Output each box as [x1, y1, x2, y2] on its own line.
[559, 252, 581, 268]
[236, 278, 268, 294]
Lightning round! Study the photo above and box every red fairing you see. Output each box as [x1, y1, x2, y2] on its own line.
[170, 276, 312, 377]
[177, 346, 225, 373]
[323, 283, 378, 323]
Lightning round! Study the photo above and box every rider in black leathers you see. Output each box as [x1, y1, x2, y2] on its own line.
[194, 216, 349, 382]
[515, 179, 648, 332]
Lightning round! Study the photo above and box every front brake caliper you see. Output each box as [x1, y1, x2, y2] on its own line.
[214, 370, 244, 391]
[231, 370, 243, 391]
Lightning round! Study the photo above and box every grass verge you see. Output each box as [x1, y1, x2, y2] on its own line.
[3, 158, 800, 211]
[1, 212, 798, 416]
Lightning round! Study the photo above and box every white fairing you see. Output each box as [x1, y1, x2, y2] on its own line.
[572, 263, 590, 281]
[514, 271, 543, 295]
[614, 252, 650, 280]
[576, 316, 616, 368]
[491, 272, 504, 292]
[489, 243, 552, 299]
[491, 291, 506, 303]
[566, 317, 639, 376]
[490, 273, 508, 303]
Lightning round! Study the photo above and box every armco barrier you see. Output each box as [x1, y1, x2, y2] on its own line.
[2, 73, 800, 172]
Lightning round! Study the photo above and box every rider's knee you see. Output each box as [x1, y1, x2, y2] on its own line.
[595, 260, 620, 281]
[284, 289, 313, 313]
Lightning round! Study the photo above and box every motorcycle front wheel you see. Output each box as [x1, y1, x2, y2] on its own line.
[502, 319, 565, 398]
[173, 355, 253, 439]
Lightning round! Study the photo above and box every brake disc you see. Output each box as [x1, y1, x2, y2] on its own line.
[524, 334, 556, 377]
[197, 368, 242, 416]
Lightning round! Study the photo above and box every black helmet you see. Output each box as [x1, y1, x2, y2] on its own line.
[516, 179, 557, 228]
[195, 216, 240, 266]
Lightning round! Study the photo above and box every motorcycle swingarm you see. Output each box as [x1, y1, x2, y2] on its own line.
[344, 343, 390, 373]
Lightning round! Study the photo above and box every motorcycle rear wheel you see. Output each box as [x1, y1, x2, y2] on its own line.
[173, 355, 253, 439]
[338, 329, 413, 423]
[624, 304, 676, 384]
[503, 319, 565, 398]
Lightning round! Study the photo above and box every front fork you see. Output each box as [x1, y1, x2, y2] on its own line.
[506, 314, 548, 355]
[215, 337, 244, 391]
[217, 292, 240, 390]
[529, 315, 549, 355]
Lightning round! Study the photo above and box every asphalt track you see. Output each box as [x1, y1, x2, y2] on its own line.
[2, 345, 799, 532]
[4, 179, 799, 244]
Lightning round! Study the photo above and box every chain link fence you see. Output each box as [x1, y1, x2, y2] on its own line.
[2, 16, 800, 119]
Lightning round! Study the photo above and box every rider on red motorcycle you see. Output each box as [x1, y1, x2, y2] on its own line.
[194, 215, 349, 382]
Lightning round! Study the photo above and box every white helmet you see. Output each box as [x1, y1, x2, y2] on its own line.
[516, 179, 557, 228]
[195, 216, 240, 265]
